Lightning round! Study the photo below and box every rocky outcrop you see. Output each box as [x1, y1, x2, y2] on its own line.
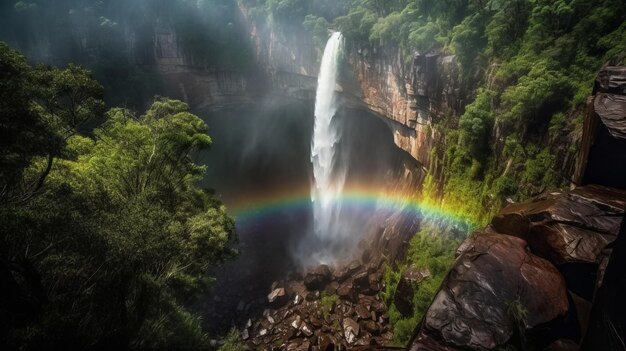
[244, 261, 394, 350]
[408, 63, 626, 351]
[492, 185, 626, 265]
[574, 66, 626, 189]
[409, 185, 626, 351]
[393, 266, 431, 317]
[577, 64, 626, 351]
[411, 228, 569, 350]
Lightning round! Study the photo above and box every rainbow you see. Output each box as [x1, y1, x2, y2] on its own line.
[228, 184, 478, 229]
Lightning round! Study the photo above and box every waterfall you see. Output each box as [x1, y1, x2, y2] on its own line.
[311, 32, 345, 259]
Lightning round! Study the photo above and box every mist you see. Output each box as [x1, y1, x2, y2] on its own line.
[0, 0, 250, 109]
[194, 96, 418, 332]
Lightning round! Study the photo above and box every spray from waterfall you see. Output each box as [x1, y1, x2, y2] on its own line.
[310, 32, 345, 263]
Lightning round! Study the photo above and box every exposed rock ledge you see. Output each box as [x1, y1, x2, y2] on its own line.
[410, 64, 626, 350]
[409, 184, 626, 351]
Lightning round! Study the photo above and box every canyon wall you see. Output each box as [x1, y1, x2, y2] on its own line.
[145, 5, 581, 222]
[408, 64, 626, 351]
[148, 6, 466, 170]
[238, 6, 467, 168]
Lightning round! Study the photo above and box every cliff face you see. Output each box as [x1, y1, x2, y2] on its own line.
[341, 47, 464, 167]
[235, 7, 465, 167]
[150, 6, 464, 169]
[573, 66, 626, 188]
[409, 64, 626, 351]
[238, 5, 318, 101]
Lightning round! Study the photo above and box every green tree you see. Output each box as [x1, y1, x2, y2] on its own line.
[0, 42, 104, 205]
[449, 13, 487, 70]
[0, 42, 237, 349]
[458, 89, 495, 159]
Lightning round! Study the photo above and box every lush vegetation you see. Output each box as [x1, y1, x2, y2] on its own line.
[320, 292, 340, 318]
[0, 42, 237, 349]
[241, 0, 625, 224]
[2, 0, 624, 348]
[217, 329, 247, 351]
[0, 0, 253, 109]
[381, 224, 463, 345]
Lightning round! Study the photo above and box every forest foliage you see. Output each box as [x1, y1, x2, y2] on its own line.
[0, 42, 237, 349]
[381, 224, 463, 345]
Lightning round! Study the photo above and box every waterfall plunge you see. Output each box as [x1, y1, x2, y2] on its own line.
[310, 32, 345, 263]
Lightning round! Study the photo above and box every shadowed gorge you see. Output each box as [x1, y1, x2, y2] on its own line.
[0, 1, 625, 351]
[195, 100, 422, 334]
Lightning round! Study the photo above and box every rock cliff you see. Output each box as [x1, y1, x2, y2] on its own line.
[409, 185, 626, 350]
[409, 64, 626, 351]
[149, 6, 465, 169]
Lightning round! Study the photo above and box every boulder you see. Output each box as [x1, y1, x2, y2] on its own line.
[411, 229, 569, 350]
[368, 272, 383, 292]
[394, 265, 431, 316]
[594, 93, 626, 139]
[353, 271, 371, 293]
[362, 320, 378, 334]
[300, 323, 314, 337]
[290, 315, 302, 330]
[355, 304, 370, 320]
[304, 265, 332, 290]
[289, 340, 310, 351]
[594, 66, 626, 94]
[268, 287, 288, 307]
[337, 281, 356, 302]
[343, 318, 360, 344]
[353, 333, 372, 346]
[492, 185, 626, 264]
[333, 261, 361, 282]
[310, 316, 323, 328]
[318, 334, 336, 351]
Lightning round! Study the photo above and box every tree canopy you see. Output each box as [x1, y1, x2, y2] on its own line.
[0, 42, 237, 349]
